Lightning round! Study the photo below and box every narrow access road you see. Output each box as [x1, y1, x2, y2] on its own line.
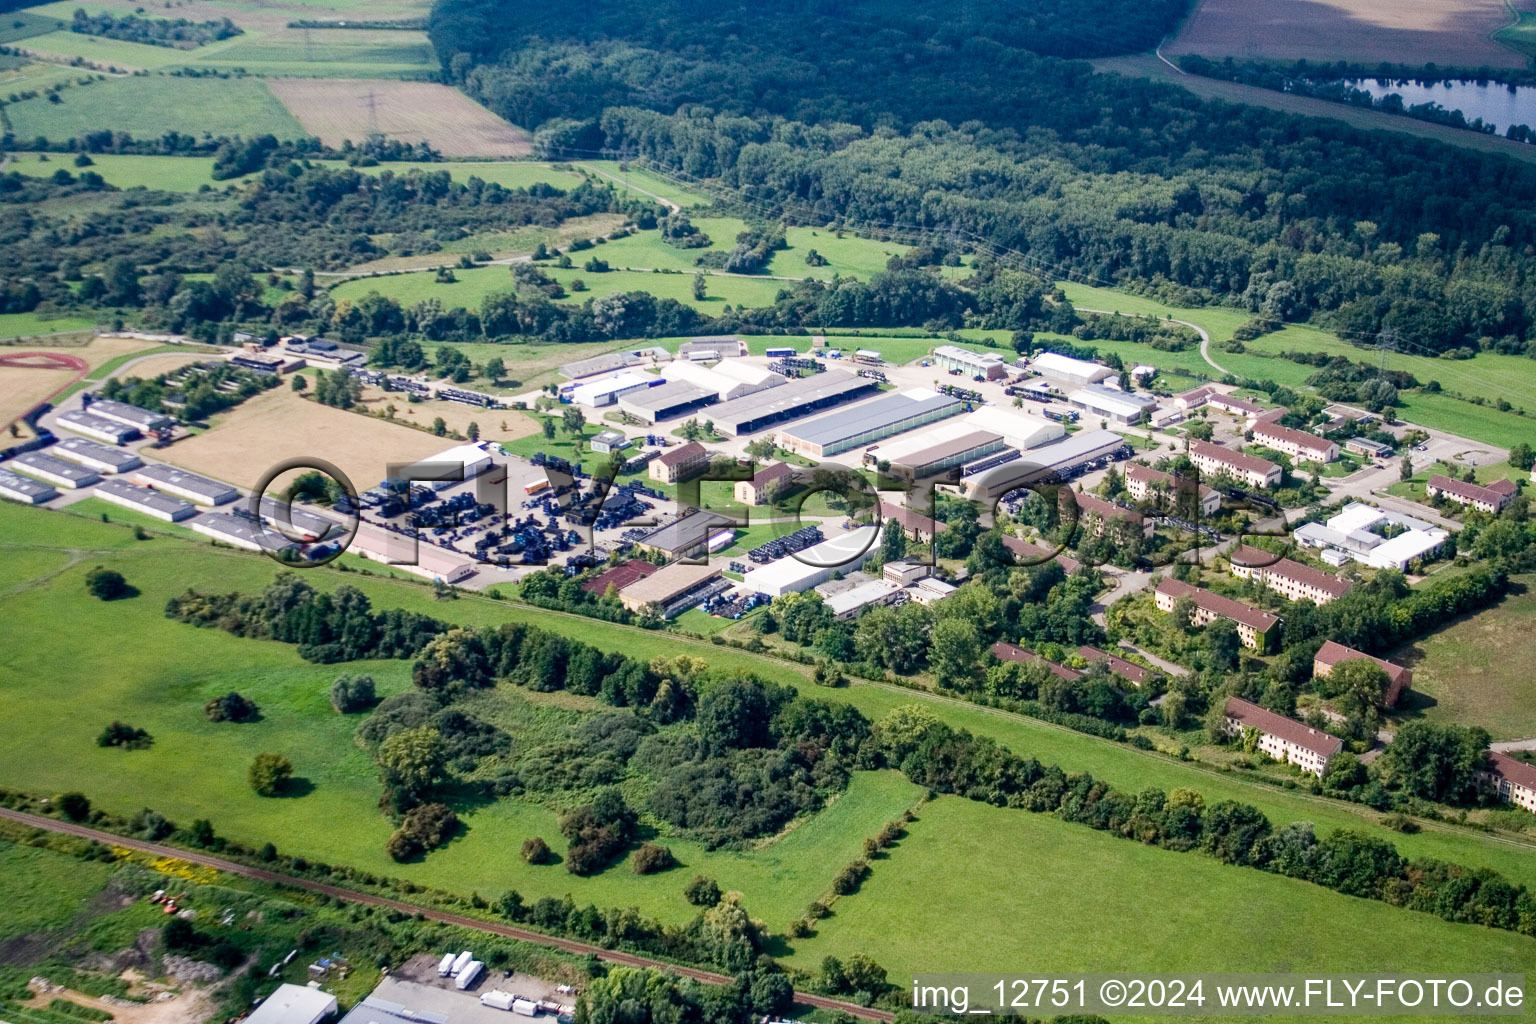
[0, 807, 893, 1021]
[1074, 306, 1224, 378]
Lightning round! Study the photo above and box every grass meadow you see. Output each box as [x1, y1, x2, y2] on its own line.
[4, 501, 1536, 900]
[0, 312, 97, 337]
[784, 795, 1536, 1007]
[184, 32, 435, 77]
[6, 75, 305, 141]
[1388, 575, 1536, 741]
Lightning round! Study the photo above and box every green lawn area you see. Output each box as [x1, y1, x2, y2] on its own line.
[576, 161, 713, 208]
[0, 842, 117, 939]
[6, 75, 306, 141]
[0, 11, 63, 44]
[5, 500, 1536, 906]
[1392, 391, 1535, 451]
[0, 311, 97, 338]
[1495, 12, 1536, 57]
[18, 29, 194, 69]
[784, 795, 1536, 997]
[1389, 574, 1536, 741]
[332, 263, 789, 314]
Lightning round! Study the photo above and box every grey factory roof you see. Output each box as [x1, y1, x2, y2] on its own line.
[257, 497, 344, 541]
[54, 436, 142, 472]
[560, 351, 641, 380]
[135, 463, 239, 501]
[0, 468, 56, 499]
[96, 477, 196, 517]
[893, 430, 1004, 471]
[635, 510, 737, 555]
[618, 378, 717, 414]
[195, 512, 298, 552]
[780, 389, 963, 448]
[11, 450, 99, 485]
[56, 409, 139, 439]
[967, 429, 1127, 495]
[85, 398, 172, 429]
[709, 371, 877, 434]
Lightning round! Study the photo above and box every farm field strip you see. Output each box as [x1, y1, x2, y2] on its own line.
[5, 75, 307, 140]
[267, 79, 531, 156]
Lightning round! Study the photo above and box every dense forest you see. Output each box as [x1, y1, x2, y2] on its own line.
[428, 0, 1536, 357]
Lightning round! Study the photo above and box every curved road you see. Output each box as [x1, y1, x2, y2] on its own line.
[0, 807, 893, 1020]
[1075, 306, 1226, 377]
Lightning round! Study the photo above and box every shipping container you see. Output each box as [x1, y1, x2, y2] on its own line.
[481, 991, 516, 1010]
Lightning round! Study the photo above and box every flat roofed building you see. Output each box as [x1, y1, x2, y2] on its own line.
[1292, 502, 1448, 571]
[1030, 351, 1114, 386]
[708, 371, 878, 436]
[1227, 545, 1353, 605]
[712, 359, 788, 389]
[1125, 463, 1220, 518]
[679, 337, 748, 359]
[1478, 751, 1536, 813]
[617, 562, 722, 615]
[1067, 490, 1152, 538]
[618, 378, 717, 424]
[0, 468, 56, 504]
[1313, 640, 1411, 708]
[85, 397, 172, 432]
[908, 576, 956, 605]
[1224, 697, 1341, 775]
[1188, 440, 1282, 490]
[571, 372, 657, 408]
[1067, 384, 1158, 425]
[134, 463, 239, 505]
[824, 577, 904, 619]
[891, 430, 1006, 478]
[634, 509, 735, 558]
[52, 436, 143, 474]
[1344, 437, 1393, 458]
[740, 526, 879, 596]
[1252, 422, 1339, 464]
[243, 983, 337, 1024]
[95, 477, 195, 521]
[932, 344, 1007, 379]
[10, 450, 99, 488]
[57, 409, 139, 444]
[192, 512, 298, 554]
[735, 461, 793, 506]
[648, 441, 708, 484]
[582, 559, 660, 596]
[1078, 645, 1151, 686]
[964, 405, 1065, 450]
[256, 496, 342, 542]
[589, 429, 631, 454]
[1154, 576, 1279, 648]
[777, 388, 964, 458]
[1427, 474, 1517, 514]
[962, 429, 1128, 503]
[990, 641, 1082, 681]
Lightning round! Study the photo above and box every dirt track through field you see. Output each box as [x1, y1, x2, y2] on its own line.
[268, 79, 531, 157]
[0, 807, 894, 1022]
[1165, 0, 1526, 68]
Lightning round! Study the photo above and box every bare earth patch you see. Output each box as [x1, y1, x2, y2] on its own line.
[1165, 0, 1526, 68]
[356, 385, 541, 441]
[156, 384, 455, 492]
[267, 79, 531, 157]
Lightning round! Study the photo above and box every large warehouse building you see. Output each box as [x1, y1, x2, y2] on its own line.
[1029, 352, 1115, 387]
[0, 468, 56, 505]
[192, 512, 299, 555]
[708, 371, 879, 436]
[95, 477, 196, 521]
[571, 372, 658, 407]
[740, 526, 880, 596]
[134, 464, 239, 505]
[891, 430, 1006, 478]
[84, 397, 173, 433]
[617, 378, 717, 423]
[932, 344, 1008, 380]
[962, 429, 1129, 503]
[662, 360, 784, 402]
[964, 405, 1065, 450]
[776, 388, 964, 458]
[56, 409, 139, 444]
[1067, 384, 1159, 425]
[52, 437, 143, 475]
[617, 562, 724, 616]
[10, 451, 100, 489]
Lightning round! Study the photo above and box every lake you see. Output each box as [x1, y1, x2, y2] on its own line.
[1342, 78, 1536, 135]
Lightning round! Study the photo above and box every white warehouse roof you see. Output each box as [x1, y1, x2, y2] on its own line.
[244, 984, 337, 1024]
[964, 405, 1065, 450]
[571, 372, 656, 406]
[740, 526, 880, 597]
[1030, 352, 1114, 384]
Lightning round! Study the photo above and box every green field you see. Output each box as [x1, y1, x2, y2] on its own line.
[182, 31, 435, 77]
[786, 795, 1536, 1005]
[577, 161, 713, 208]
[6, 75, 306, 141]
[4, 153, 588, 193]
[1390, 575, 1536, 741]
[0, 841, 117, 939]
[18, 28, 196, 69]
[1496, 12, 1536, 58]
[330, 262, 790, 313]
[5, 501, 1536, 899]
[0, 11, 63, 44]
[0, 312, 97, 338]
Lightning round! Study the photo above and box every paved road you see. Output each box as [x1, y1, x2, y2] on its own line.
[0, 807, 893, 1021]
[1076, 306, 1223, 378]
[1492, 739, 1536, 753]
